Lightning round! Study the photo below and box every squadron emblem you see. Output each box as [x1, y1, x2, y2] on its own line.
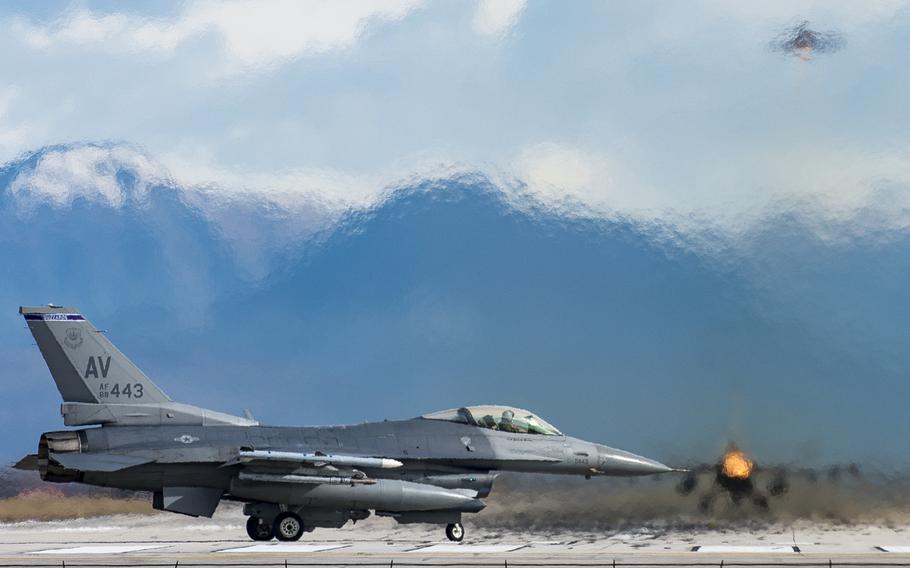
[63, 328, 83, 349]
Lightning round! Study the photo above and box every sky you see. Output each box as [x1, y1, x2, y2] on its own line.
[1, 0, 908, 226]
[1, 1, 910, 468]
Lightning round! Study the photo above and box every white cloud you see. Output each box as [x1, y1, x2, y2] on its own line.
[7, 143, 389, 214]
[0, 88, 30, 158]
[472, 0, 526, 37]
[158, 151, 386, 211]
[509, 138, 910, 244]
[156, 143, 475, 212]
[2, 0, 909, 243]
[517, 143, 596, 194]
[703, 0, 909, 30]
[7, 143, 462, 216]
[6, 138, 910, 260]
[512, 142, 619, 215]
[4, 142, 470, 278]
[9, 145, 171, 207]
[10, 0, 422, 73]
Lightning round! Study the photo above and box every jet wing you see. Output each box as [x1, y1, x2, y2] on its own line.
[50, 452, 154, 472]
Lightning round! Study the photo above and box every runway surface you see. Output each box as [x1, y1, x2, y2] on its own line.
[2, 512, 910, 567]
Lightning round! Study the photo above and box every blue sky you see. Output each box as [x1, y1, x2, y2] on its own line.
[1, 1, 910, 468]
[1, 1, 908, 227]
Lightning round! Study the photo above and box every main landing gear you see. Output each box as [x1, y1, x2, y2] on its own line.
[245, 510, 463, 543]
[445, 522, 464, 542]
[246, 512, 305, 541]
[245, 516, 272, 541]
[274, 512, 304, 541]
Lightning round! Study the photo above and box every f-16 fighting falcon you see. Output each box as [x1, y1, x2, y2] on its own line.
[676, 442, 862, 513]
[14, 306, 675, 542]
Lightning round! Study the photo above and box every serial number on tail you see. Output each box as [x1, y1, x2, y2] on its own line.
[98, 383, 144, 399]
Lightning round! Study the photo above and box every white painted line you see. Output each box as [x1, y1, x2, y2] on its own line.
[410, 544, 524, 553]
[30, 544, 169, 555]
[694, 545, 798, 553]
[877, 546, 910, 553]
[219, 543, 347, 553]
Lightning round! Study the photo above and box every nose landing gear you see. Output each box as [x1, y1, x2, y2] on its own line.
[445, 522, 464, 542]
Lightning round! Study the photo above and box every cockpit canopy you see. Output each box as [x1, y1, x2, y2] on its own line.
[421, 405, 563, 436]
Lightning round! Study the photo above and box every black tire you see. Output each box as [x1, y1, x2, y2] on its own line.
[445, 522, 464, 542]
[246, 516, 273, 541]
[273, 512, 304, 542]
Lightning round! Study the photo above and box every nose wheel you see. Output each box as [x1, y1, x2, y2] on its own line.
[274, 512, 304, 541]
[246, 516, 273, 541]
[445, 522, 464, 542]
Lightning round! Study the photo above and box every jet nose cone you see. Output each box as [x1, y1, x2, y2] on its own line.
[596, 445, 673, 476]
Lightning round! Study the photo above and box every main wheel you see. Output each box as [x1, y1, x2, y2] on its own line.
[445, 522, 464, 542]
[246, 516, 273, 541]
[273, 512, 304, 542]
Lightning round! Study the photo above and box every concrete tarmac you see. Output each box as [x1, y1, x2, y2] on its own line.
[2, 512, 910, 567]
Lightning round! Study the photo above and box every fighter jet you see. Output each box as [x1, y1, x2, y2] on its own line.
[14, 306, 674, 542]
[772, 21, 845, 60]
[676, 442, 861, 513]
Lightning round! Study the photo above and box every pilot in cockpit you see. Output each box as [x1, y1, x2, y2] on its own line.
[422, 406, 563, 437]
[498, 409, 522, 433]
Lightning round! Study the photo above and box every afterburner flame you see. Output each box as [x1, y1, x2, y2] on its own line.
[721, 450, 754, 479]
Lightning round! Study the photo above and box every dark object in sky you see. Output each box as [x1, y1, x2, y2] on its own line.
[675, 442, 862, 513]
[773, 21, 846, 59]
[14, 305, 675, 543]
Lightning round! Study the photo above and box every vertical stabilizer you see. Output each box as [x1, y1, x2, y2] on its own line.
[20, 306, 171, 404]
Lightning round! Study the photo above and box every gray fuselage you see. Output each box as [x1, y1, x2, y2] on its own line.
[71, 418, 667, 493]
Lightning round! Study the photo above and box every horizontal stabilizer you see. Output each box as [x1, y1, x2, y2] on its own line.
[13, 454, 39, 471]
[60, 401, 258, 427]
[50, 452, 153, 472]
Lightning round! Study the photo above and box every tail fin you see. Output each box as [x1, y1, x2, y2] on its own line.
[21, 306, 170, 404]
[21, 305, 256, 427]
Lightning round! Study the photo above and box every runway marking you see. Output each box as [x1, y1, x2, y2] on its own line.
[876, 545, 910, 553]
[30, 544, 170, 555]
[692, 545, 799, 553]
[409, 544, 525, 553]
[218, 543, 348, 553]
